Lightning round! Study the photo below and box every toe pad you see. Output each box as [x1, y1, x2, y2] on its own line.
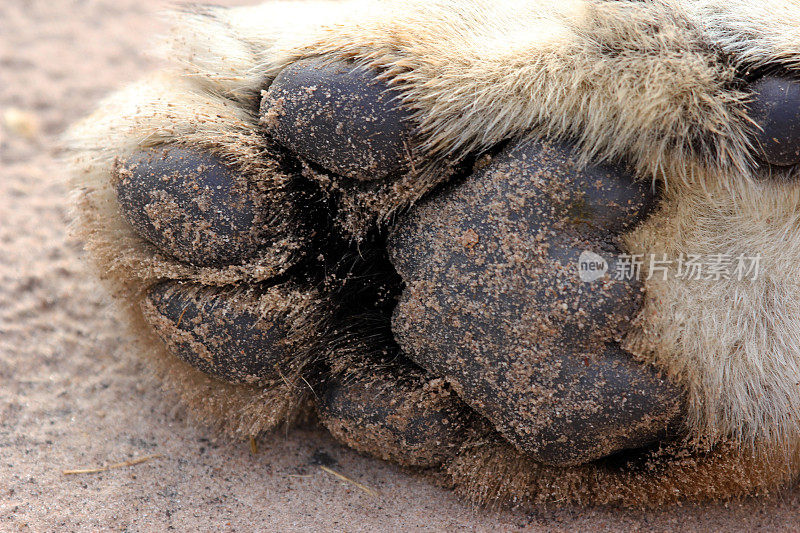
[116, 147, 274, 267]
[261, 58, 414, 181]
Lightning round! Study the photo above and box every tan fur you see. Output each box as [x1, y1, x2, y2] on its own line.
[66, 0, 800, 505]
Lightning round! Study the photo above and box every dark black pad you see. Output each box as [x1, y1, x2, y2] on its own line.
[116, 147, 278, 266]
[261, 58, 414, 181]
[143, 281, 316, 384]
[748, 76, 800, 167]
[389, 138, 684, 466]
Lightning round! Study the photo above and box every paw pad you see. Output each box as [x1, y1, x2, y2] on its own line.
[748, 76, 800, 167]
[115, 147, 307, 266]
[318, 361, 475, 467]
[261, 57, 414, 181]
[389, 138, 682, 465]
[143, 281, 321, 384]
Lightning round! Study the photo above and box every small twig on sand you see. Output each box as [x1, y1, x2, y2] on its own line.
[62, 454, 163, 475]
[319, 465, 378, 497]
[249, 436, 259, 455]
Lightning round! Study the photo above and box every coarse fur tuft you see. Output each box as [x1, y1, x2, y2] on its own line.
[65, 0, 800, 506]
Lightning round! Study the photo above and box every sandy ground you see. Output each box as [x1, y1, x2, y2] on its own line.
[2, 0, 800, 530]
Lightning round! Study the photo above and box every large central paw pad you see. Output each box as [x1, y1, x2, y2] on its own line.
[389, 139, 682, 465]
[114, 58, 689, 468]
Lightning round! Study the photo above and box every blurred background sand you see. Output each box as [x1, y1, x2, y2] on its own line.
[1, 1, 799, 530]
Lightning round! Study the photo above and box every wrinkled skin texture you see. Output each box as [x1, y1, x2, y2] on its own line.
[67, 0, 800, 507]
